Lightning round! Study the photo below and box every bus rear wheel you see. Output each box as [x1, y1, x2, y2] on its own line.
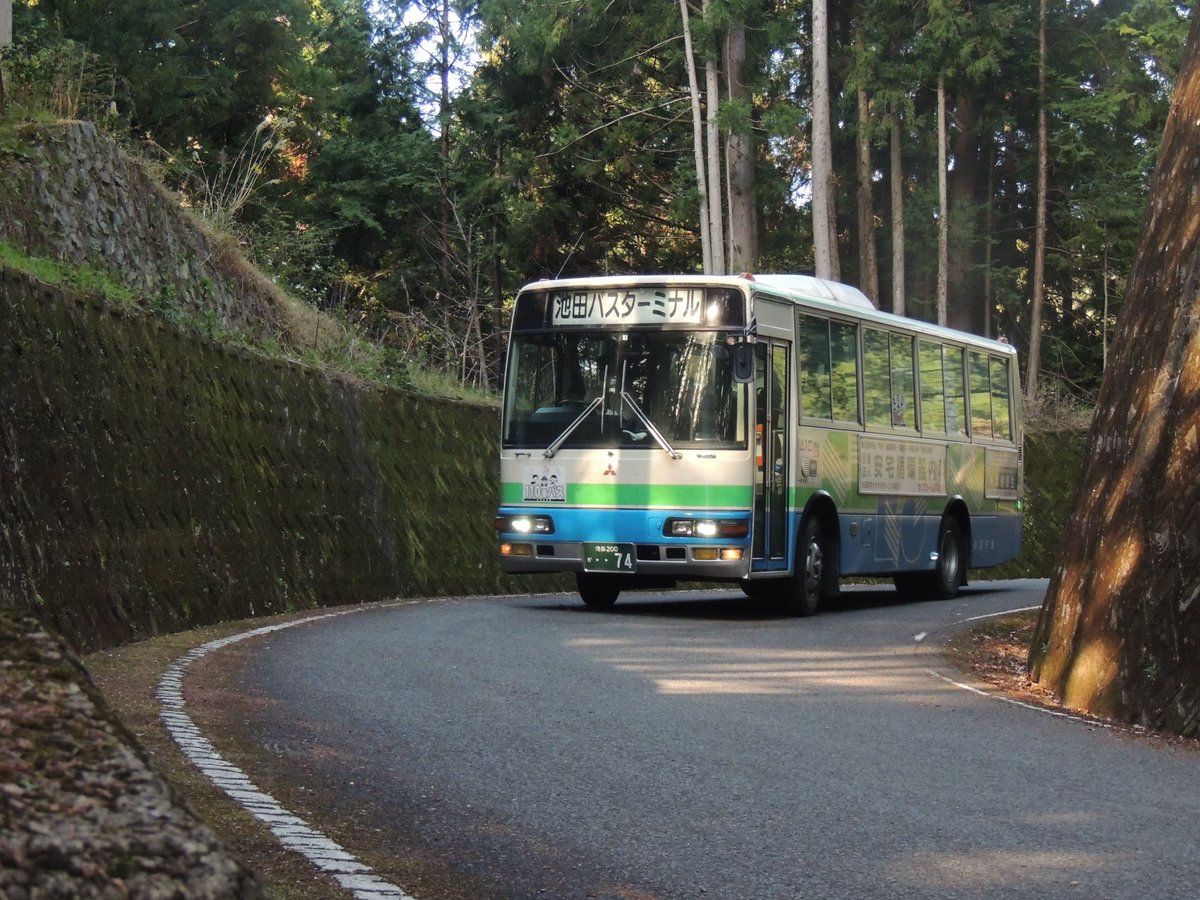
[576, 573, 620, 609]
[929, 516, 965, 599]
[894, 517, 964, 601]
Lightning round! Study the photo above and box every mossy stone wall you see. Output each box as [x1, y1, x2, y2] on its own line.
[1, 267, 563, 653]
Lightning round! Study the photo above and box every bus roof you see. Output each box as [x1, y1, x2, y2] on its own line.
[522, 273, 871, 304]
[749, 274, 876, 310]
[519, 274, 1016, 355]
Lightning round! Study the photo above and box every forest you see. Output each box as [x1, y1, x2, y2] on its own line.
[1, 0, 1193, 401]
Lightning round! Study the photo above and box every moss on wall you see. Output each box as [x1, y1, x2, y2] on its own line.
[0, 267, 566, 653]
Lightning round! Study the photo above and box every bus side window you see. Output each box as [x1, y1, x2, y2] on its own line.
[863, 328, 892, 427]
[799, 314, 858, 424]
[919, 341, 946, 433]
[829, 321, 860, 423]
[944, 346, 967, 437]
[969, 351, 993, 438]
[890, 333, 915, 428]
[864, 329, 915, 430]
[799, 314, 833, 419]
[990, 356, 1013, 441]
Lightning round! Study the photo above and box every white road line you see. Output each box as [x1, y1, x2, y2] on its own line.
[926, 669, 1113, 729]
[155, 604, 421, 900]
[926, 603, 1114, 730]
[956, 603, 1042, 623]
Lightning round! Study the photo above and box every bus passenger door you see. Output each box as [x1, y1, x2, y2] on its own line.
[753, 341, 790, 569]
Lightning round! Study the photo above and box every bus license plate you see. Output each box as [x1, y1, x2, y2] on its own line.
[583, 543, 636, 573]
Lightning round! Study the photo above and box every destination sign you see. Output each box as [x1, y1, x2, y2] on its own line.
[551, 288, 707, 326]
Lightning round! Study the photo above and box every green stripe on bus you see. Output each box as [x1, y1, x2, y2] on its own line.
[501, 482, 752, 508]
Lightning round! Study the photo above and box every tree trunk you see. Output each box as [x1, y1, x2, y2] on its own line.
[890, 108, 905, 316]
[983, 139, 996, 338]
[936, 75, 948, 326]
[1028, 9, 1200, 737]
[828, 190, 841, 281]
[679, 0, 713, 273]
[705, 59, 726, 274]
[1026, 0, 1048, 402]
[492, 212, 505, 384]
[436, 0, 451, 250]
[703, 0, 726, 275]
[725, 22, 757, 272]
[1102, 248, 1110, 369]
[811, 0, 835, 279]
[856, 79, 879, 302]
[947, 89, 981, 333]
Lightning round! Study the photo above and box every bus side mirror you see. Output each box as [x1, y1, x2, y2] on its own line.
[732, 343, 755, 383]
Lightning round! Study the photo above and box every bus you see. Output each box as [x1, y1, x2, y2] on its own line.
[494, 273, 1022, 613]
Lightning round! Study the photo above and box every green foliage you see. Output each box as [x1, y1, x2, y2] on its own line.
[24, 0, 312, 154]
[3, 0, 1195, 401]
[241, 213, 345, 311]
[0, 241, 137, 308]
[1, 8, 122, 130]
[149, 283, 184, 322]
[278, 305, 415, 390]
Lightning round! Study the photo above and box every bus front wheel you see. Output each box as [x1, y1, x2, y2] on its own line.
[785, 517, 831, 617]
[576, 573, 620, 609]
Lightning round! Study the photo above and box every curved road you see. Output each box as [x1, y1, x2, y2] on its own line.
[210, 581, 1200, 898]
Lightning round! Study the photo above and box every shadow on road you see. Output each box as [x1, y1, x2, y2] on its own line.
[517, 582, 1022, 622]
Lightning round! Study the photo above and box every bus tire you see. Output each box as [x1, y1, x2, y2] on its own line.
[929, 516, 965, 600]
[785, 517, 829, 617]
[576, 573, 620, 609]
[893, 517, 965, 601]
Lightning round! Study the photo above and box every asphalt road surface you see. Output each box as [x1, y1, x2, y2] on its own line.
[222, 580, 1200, 898]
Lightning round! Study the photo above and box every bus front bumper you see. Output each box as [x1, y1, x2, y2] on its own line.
[497, 540, 752, 580]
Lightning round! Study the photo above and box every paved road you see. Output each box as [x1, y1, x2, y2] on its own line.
[223, 581, 1200, 898]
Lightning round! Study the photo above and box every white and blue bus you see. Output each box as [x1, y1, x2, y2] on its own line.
[495, 274, 1022, 612]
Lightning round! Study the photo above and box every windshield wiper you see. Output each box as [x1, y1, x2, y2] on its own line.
[543, 397, 603, 458]
[619, 392, 682, 459]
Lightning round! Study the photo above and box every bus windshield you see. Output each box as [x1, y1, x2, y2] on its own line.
[503, 330, 747, 451]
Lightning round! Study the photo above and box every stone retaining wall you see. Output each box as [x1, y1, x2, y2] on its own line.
[1, 266, 552, 654]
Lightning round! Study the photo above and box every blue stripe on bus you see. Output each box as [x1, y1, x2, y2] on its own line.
[497, 505, 753, 544]
[501, 505, 1021, 575]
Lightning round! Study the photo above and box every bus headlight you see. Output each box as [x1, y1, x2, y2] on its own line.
[495, 515, 555, 535]
[664, 517, 749, 538]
